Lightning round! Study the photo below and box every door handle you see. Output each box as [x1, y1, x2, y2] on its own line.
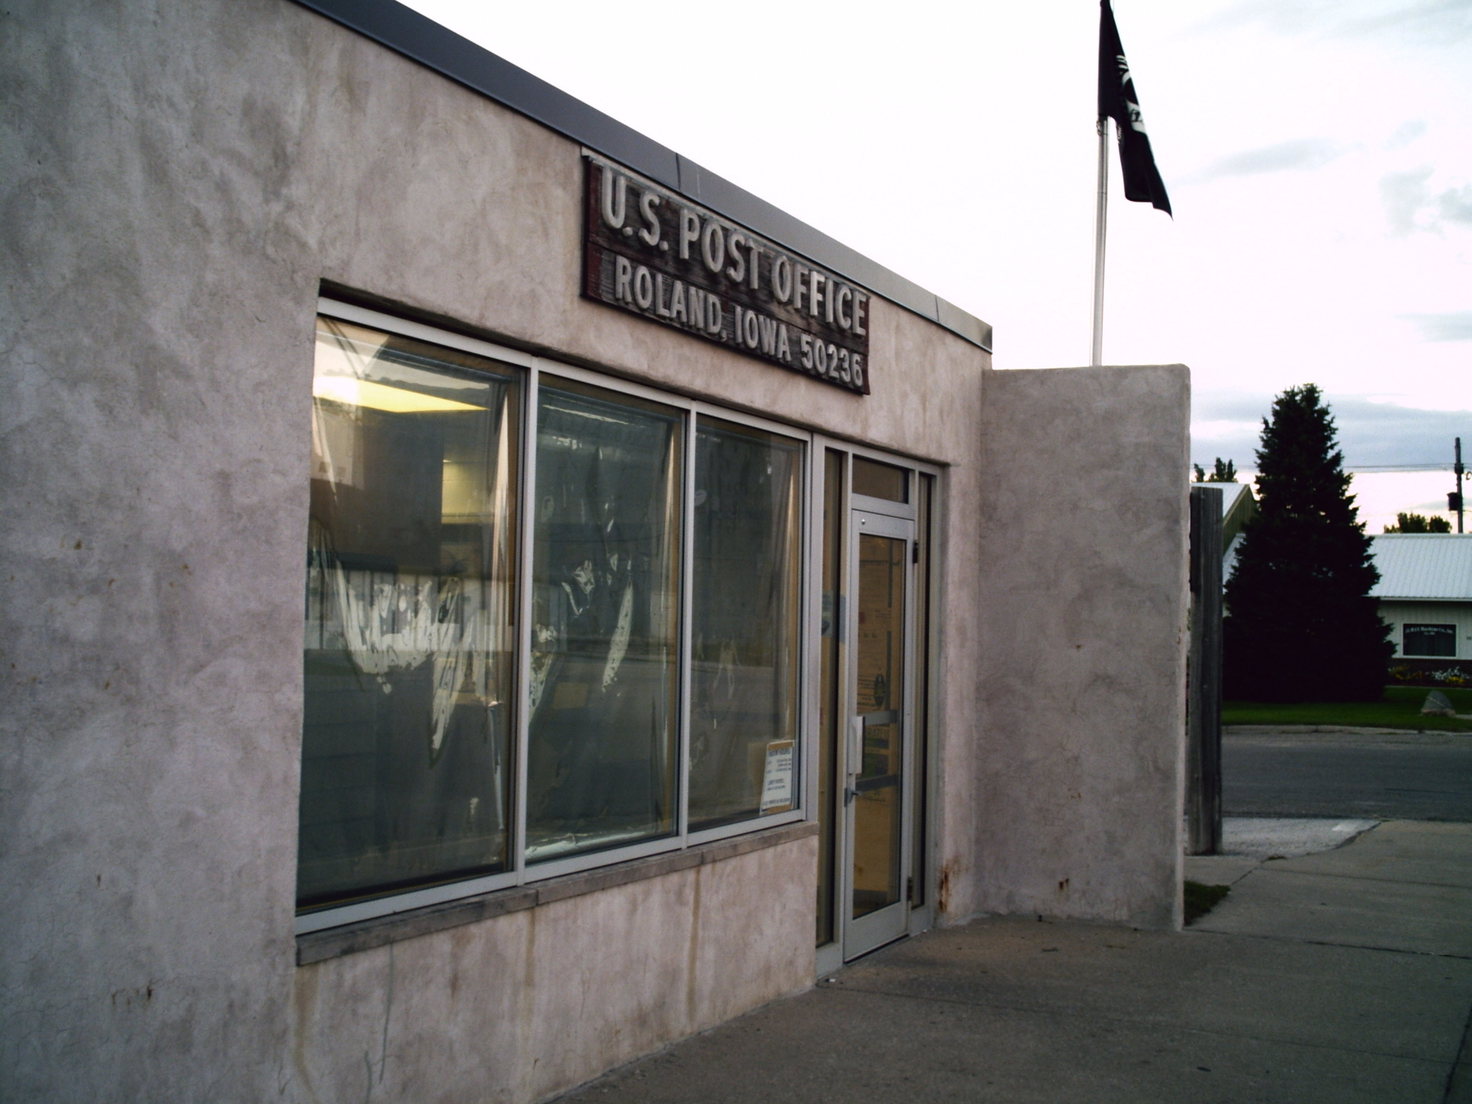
[845, 716, 863, 805]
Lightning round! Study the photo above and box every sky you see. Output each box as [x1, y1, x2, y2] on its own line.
[404, 0, 1472, 531]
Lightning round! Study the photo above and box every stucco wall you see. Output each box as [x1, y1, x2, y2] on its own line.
[971, 366, 1190, 930]
[292, 836, 815, 1104]
[3, 3, 312, 1100]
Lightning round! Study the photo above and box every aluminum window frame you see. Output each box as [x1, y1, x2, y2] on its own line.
[298, 299, 810, 933]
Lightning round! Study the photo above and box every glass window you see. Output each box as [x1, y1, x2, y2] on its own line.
[852, 531, 907, 918]
[526, 380, 683, 862]
[688, 419, 803, 832]
[1404, 623, 1456, 657]
[300, 317, 520, 912]
[852, 456, 908, 502]
[300, 306, 813, 924]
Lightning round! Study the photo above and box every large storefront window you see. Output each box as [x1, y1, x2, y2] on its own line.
[689, 419, 803, 831]
[527, 382, 682, 861]
[300, 317, 520, 910]
[298, 305, 810, 924]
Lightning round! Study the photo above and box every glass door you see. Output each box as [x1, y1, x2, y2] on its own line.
[842, 510, 914, 959]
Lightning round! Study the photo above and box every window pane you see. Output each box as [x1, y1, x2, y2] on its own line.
[852, 457, 907, 502]
[689, 419, 803, 832]
[1404, 623, 1456, 657]
[527, 381, 682, 861]
[300, 317, 519, 911]
[853, 533, 906, 918]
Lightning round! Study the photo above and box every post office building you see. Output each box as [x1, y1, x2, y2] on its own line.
[2, 2, 1190, 1101]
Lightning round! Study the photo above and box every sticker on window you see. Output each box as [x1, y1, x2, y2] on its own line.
[760, 740, 796, 814]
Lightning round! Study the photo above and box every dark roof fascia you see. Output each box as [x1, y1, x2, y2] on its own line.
[289, 0, 992, 351]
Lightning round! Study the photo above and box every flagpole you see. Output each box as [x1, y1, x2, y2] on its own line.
[1091, 116, 1109, 368]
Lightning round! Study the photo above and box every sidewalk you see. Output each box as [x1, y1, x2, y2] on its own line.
[554, 820, 1472, 1103]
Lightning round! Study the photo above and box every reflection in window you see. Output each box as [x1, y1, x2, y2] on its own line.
[852, 456, 907, 503]
[527, 381, 682, 861]
[852, 533, 906, 918]
[300, 317, 519, 911]
[1404, 623, 1456, 658]
[299, 308, 818, 922]
[689, 419, 803, 831]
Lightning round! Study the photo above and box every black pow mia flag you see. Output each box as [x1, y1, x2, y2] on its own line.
[1098, 0, 1172, 216]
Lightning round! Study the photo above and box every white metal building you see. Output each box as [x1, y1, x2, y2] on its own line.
[1373, 535, 1472, 662]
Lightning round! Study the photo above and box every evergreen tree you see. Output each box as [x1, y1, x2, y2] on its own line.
[1223, 385, 1392, 701]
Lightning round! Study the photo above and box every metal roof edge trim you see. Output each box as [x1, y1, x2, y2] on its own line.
[290, 0, 992, 352]
[1371, 597, 1466, 606]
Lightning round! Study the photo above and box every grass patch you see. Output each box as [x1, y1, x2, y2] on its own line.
[1222, 686, 1472, 731]
[1184, 881, 1230, 925]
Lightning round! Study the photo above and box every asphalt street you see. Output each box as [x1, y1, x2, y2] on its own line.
[1223, 726, 1472, 821]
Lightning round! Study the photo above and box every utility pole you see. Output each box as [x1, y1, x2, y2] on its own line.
[1454, 438, 1465, 534]
[1186, 486, 1223, 855]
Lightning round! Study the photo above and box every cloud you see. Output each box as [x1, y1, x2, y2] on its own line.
[1334, 0, 1472, 45]
[1331, 399, 1470, 468]
[1199, 138, 1345, 179]
[1403, 312, 1472, 342]
[1379, 168, 1472, 234]
[1439, 184, 1472, 224]
[1385, 120, 1428, 150]
[1195, 392, 1286, 424]
[1381, 168, 1434, 233]
[1193, 0, 1472, 46]
[1191, 393, 1276, 468]
[1193, 391, 1472, 471]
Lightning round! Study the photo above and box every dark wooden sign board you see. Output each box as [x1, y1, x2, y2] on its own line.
[582, 156, 872, 395]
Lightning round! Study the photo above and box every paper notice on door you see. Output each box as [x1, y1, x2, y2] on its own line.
[760, 740, 796, 813]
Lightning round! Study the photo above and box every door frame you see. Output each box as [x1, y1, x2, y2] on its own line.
[811, 442, 939, 975]
[841, 507, 916, 960]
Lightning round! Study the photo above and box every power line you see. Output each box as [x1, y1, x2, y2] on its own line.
[1346, 463, 1452, 473]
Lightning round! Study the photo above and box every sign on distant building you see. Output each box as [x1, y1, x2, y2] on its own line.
[582, 156, 871, 394]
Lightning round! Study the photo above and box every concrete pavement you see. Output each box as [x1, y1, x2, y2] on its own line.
[552, 820, 1472, 1103]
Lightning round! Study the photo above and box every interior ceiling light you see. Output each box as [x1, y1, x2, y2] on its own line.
[312, 375, 482, 414]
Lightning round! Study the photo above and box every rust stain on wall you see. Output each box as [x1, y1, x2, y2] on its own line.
[936, 863, 954, 915]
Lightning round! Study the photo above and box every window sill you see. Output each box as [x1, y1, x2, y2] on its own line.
[296, 820, 818, 966]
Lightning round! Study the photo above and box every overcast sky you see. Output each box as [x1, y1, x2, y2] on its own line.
[404, 0, 1471, 530]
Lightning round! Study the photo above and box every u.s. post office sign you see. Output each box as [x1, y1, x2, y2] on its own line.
[582, 156, 871, 395]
